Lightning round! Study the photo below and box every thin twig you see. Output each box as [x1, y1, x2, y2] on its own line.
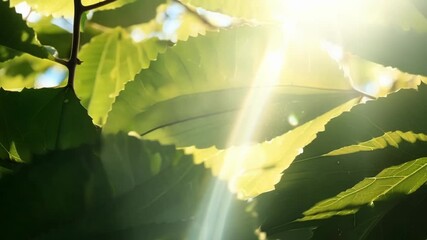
[83, 0, 116, 11]
[172, 0, 218, 29]
[53, 57, 68, 67]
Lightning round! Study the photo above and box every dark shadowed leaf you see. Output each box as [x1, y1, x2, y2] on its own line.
[256, 84, 427, 237]
[0, 134, 259, 239]
[0, 1, 49, 61]
[91, 0, 165, 27]
[0, 88, 98, 162]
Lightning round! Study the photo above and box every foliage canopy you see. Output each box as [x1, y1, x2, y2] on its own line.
[1, 0, 427, 239]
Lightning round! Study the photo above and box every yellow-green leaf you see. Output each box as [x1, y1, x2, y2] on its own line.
[185, 98, 359, 199]
[75, 28, 168, 125]
[301, 157, 427, 221]
[10, 0, 135, 17]
[325, 131, 427, 156]
[105, 26, 355, 149]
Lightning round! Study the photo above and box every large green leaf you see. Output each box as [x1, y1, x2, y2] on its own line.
[0, 88, 98, 162]
[180, 0, 427, 76]
[181, 0, 427, 29]
[336, 25, 427, 76]
[105, 26, 356, 148]
[0, 1, 48, 61]
[256, 84, 427, 237]
[0, 135, 259, 239]
[74, 28, 169, 125]
[185, 98, 359, 199]
[180, 0, 285, 22]
[301, 157, 427, 221]
[298, 83, 427, 160]
[0, 146, 107, 239]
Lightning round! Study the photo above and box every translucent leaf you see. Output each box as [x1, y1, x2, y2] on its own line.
[335, 24, 427, 76]
[10, 0, 135, 17]
[0, 1, 48, 61]
[74, 28, 169, 125]
[181, 0, 427, 29]
[105, 26, 356, 149]
[298, 83, 427, 160]
[325, 131, 427, 156]
[256, 84, 427, 237]
[0, 88, 98, 162]
[0, 54, 62, 90]
[300, 157, 427, 221]
[180, 0, 286, 22]
[185, 98, 359, 199]
[91, 0, 165, 27]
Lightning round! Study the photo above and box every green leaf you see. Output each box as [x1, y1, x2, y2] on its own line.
[0, 54, 61, 90]
[185, 98, 359, 199]
[9, 0, 136, 17]
[336, 25, 427, 76]
[91, 0, 165, 27]
[28, 16, 72, 59]
[74, 28, 169, 125]
[0, 134, 259, 239]
[181, 0, 427, 30]
[255, 83, 427, 237]
[0, 146, 107, 239]
[0, 1, 48, 61]
[301, 157, 427, 221]
[180, 0, 286, 22]
[0, 88, 98, 162]
[325, 131, 427, 156]
[105, 26, 356, 148]
[298, 83, 427, 160]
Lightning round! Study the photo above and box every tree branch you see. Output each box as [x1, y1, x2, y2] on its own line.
[66, 0, 116, 88]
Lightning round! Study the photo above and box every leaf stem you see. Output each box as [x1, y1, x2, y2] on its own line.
[66, 0, 116, 88]
[83, 0, 116, 11]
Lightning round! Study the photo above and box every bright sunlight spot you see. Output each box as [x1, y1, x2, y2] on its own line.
[15, 2, 41, 23]
[321, 41, 344, 63]
[287, 114, 299, 126]
[131, 28, 146, 43]
[35, 66, 67, 88]
[196, 8, 234, 27]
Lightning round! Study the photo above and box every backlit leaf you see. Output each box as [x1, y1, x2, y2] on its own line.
[298, 83, 427, 160]
[185, 98, 359, 199]
[105, 26, 356, 149]
[9, 0, 136, 17]
[255, 84, 427, 237]
[325, 131, 427, 156]
[74, 28, 168, 125]
[0, 54, 62, 90]
[301, 157, 427, 221]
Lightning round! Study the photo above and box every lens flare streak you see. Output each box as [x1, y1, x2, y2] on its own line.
[193, 46, 286, 239]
